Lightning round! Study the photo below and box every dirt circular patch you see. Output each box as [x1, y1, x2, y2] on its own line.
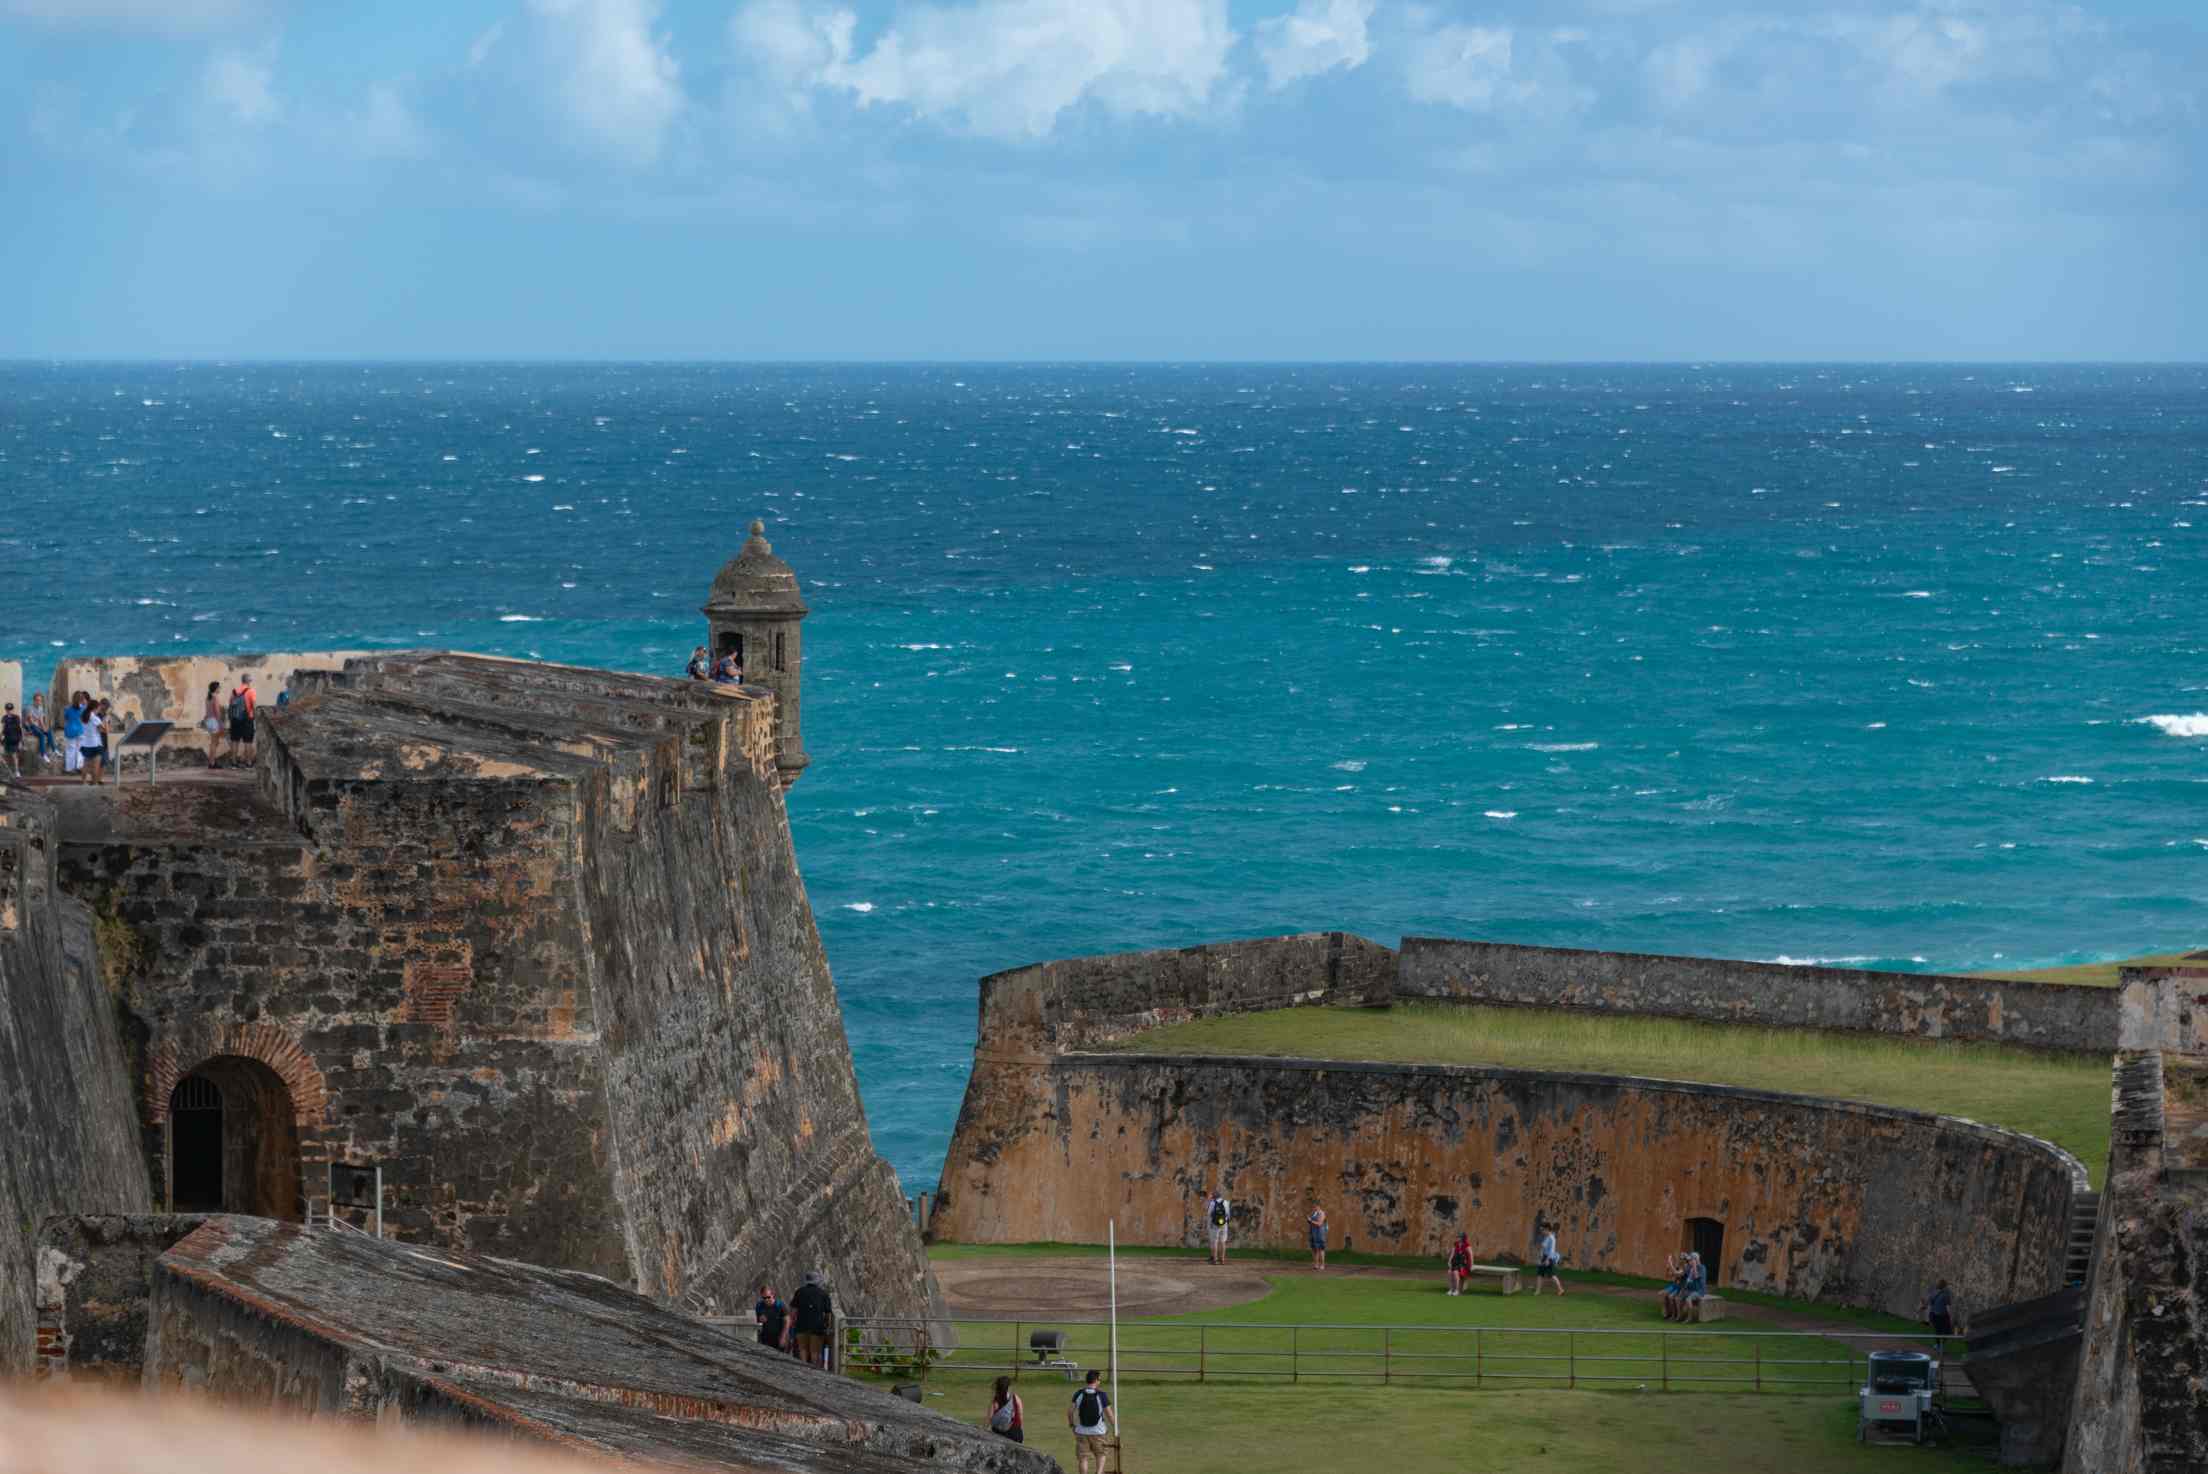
[935, 1256, 1274, 1318]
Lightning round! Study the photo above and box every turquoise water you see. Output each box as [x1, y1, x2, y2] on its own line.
[4, 362, 2204, 1187]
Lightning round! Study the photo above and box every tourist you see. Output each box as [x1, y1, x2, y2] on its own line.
[753, 1283, 789, 1353]
[1307, 1203, 1328, 1269]
[790, 1270, 833, 1369]
[1678, 1253, 1707, 1319]
[79, 699, 108, 786]
[61, 696, 83, 775]
[1922, 1278, 1958, 1350]
[686, 646, 710, 680]
[26, 693, 53, 766]
[1067, 1369, 1114, 1474]
[1446, 1233, 1473, 1296]
[228, 673, 257, 765]
[1534, 1221, 1565, 1296]
[712, 649, 742, 684]
[2, 703, 21, 776]
[1659, 1251, 1688, 1320]
[1205, 1189, 1231, 1265]
[987, 1375, 1025, 1443]
[203, 681, 227, 767]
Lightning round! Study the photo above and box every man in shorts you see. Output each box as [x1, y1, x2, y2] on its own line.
[1205, 1190, 1231, 1265]
[790, 1270, 833, 1368]
[1067, 1369, 1114, 1474]
[1534, 1222, 1565, 1296]
[228, 674, 258, 765]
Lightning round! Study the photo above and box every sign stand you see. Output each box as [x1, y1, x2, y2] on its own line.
[116, 721, 175, 783]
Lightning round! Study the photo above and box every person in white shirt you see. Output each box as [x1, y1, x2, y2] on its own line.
[1534, 1222, 1565, 1296]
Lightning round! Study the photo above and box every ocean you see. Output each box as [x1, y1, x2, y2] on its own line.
[3, 361, 2204, 1189]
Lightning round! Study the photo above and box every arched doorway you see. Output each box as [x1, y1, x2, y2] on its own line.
[166, 1056, 304, 1221]
[1685, 1216, 1725, 1283]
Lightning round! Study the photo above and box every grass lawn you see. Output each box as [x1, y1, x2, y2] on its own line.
[1972, 950, 2202, 987]
[864, 1252, 1992, 1472]
[1097, 1002, 2112, 1183]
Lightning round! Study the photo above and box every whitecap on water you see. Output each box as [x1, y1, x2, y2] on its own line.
[1484, 810, 1517, 820]
[1901, 590, 1933, 598]
[2039, 776, 2094, 784]
[523, 474, 545, 483]
[1331, 760, 1367, 773]
[499, 614, 542, 623]
[2136, 713, 2208, 738]
[843, 902, 875, 913]
[1866, 722, 1888, 730]
[1528, 741, 1598, 752]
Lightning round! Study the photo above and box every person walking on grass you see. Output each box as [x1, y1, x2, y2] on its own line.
[987, 1376, 1025, 1443]
[1446, 1233, 1474, 1296]
[1534, 1221, 1565, 1296]
[1205, 1189, 1231, 1265]
[1921, 1278, 1960, 1352]
[1307, 1204, 1328, 1269]
[1068, 1369, 1114, 1474]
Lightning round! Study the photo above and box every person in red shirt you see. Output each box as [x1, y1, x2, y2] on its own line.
[228, 674, 259, 765]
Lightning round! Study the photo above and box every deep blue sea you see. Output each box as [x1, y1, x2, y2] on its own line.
[4, 363, 2205, 1188]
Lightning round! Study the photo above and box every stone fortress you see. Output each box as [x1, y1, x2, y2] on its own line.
[931, 936, 2208, 1469]
[3, 519, 2202, 1472]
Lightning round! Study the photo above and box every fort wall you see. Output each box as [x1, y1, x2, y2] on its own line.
[49, 651, 376, 762]
[0, 789, 153, 1375]
[933, 1051, 2083, 1319]
[51, 652, 939, 1330]
[2063, 1043, 2208, 1473]
[1398, 936, 2118, 1052]
[976, 931, 1395, 1053]
[2, 660, 20, 723]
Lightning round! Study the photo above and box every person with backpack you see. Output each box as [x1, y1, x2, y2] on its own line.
[2, 704, 21, 776]
[986, 1376, 1024, 1443]
[228, 674, 258, 765]
[1067, 1369, 1114, 1473]
[752, 1283, 790, 1353]
[1205, 1190, 1231, 1265]
[685, 646, 710, 681]
[789, 1270, 833, 1369]
[1445, 1233, 1474, 1296]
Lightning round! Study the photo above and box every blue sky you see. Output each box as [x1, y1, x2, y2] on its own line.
[2, 0, 2202, 359]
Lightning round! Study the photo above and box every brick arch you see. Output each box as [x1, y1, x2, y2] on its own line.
[146, 1023, 328, 1126]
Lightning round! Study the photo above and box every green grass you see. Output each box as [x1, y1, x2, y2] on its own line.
[1971, 950, 2202, 987]
[865, 1256, 1991, 1473]
[1098, 1002, 2112, 1182]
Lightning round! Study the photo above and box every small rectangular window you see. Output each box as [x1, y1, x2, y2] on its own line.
[774, 632, 787, 673]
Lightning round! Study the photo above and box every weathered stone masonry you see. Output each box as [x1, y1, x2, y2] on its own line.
[49, 651, 941, 1332]
[0, 788, 151, 1375]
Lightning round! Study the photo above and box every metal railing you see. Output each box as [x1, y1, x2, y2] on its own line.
[840, 1316, 1961, 1396]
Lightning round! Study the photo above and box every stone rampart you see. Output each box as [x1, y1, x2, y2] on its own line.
[35, 1213, 216, 1382]
[1, 660, 20, 724]
[2116, 963, 2208, 1053]
[52, 652, 939, 1332]
[0, 789, 153, 1375]
[977, 931, 1395, 1055]
[932, 1051, 2085, 1320]
[49, 651, 377, 762]
[1398, 936, 2117, 1052]
[139, 1216, 1053, 1472]
[2063, 1045, 2208, 1473]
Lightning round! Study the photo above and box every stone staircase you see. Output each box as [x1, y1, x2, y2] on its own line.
[2064, 1189, 2101, 1287]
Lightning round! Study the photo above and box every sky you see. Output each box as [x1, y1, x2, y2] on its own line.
[1, 0, 2202, 360]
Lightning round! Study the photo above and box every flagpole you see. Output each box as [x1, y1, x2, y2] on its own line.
[1109, 1218, 1122, 1463]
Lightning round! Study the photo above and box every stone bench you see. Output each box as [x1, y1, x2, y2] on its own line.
[1690, 1296, 1726, 1323]
[1469, 1265, 1521, 1294]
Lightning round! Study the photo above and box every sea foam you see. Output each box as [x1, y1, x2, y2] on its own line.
[2137, 713, 2208, 738]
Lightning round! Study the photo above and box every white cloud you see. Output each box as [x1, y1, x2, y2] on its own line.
[353, 83, 432, 159]
[526, 0, 683, 166]
[1254, 0, 1372, 90]
[734, 0, 1236, 140]
[1404, 23, 1524, 112]
[203, 44, 279, 125]
[1, 0, 263, 31]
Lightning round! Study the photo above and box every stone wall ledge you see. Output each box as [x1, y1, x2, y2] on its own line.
[1065, 1048, 2094, 1195]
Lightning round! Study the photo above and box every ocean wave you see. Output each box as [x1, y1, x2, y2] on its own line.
[1331, 759, 1367, 772]
[2039, 775, 2094, 784]
[843, 902, 875, 913]
[2136, 713, 2208, 738]
[1528, 741, 1598, 752]
[1484, 810, 1517, 820]
[498, 614, 542, 623]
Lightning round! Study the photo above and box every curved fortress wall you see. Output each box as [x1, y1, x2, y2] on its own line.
[55, 653, 938, 1327]
[934, 934, 2088, 1320]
